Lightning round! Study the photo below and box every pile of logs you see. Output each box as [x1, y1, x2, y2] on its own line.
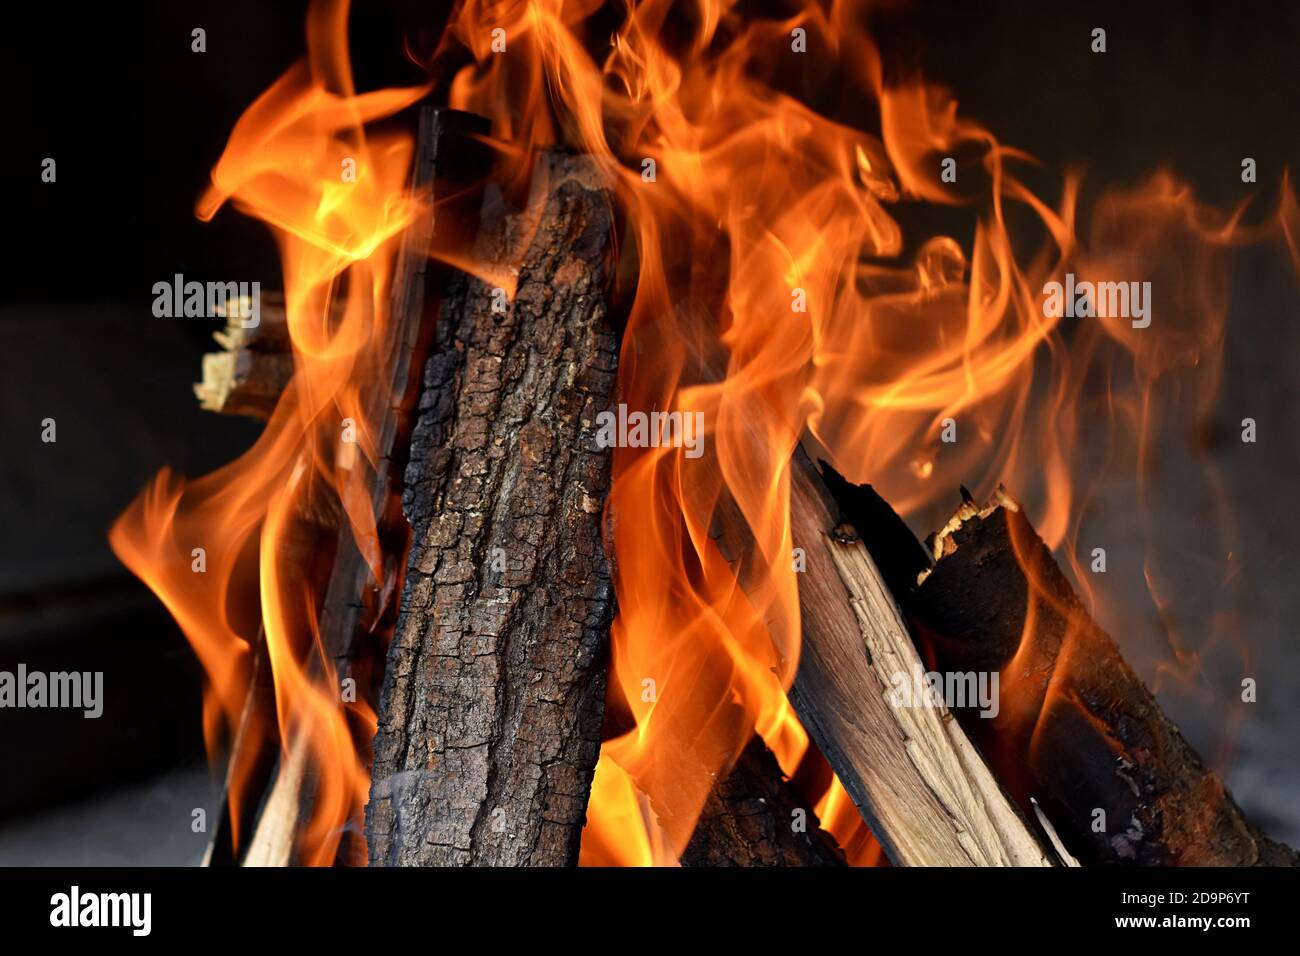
[194, 105, 1296, 867]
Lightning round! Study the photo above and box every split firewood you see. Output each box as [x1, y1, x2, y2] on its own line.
[781, 452, 1053, 866]
[193, 298, 294, 420]
[365, 151, 619, 866]
[681, 736, 845, 866]
[905, 487, 1299, 867]
[821, 467, 1296, 866]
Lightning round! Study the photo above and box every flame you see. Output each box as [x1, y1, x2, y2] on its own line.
[437, 0, 1297, 864]
[440, 0, 994, 862]
[111, 0, 428, 864]
[991, 173, 1298, 799]
[113, 0, 1298, 867]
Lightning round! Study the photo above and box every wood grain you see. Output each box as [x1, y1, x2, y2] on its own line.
[788, 452, 1051, 866]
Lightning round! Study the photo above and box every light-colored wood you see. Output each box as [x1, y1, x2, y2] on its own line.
[1031, 798, 1081, 867]
[194, 348, 294, 418]
[788, 452, 1051, 867]
[241, 733, 309, 867]
[194, 297, 293, 419]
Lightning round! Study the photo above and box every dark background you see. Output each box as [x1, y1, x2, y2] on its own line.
[0, 0, 1296, 862]
[6, 0, 1298, 306]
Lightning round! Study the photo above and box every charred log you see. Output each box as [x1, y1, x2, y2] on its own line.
[908, 488, 1299, 867]
[366, 152, 618, 866]
[681, 737, 846, 866]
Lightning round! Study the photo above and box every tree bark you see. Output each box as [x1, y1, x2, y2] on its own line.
[366, 152, 618, 866]
[908, 488, 1299, 867]
[681, 737, 845, 866]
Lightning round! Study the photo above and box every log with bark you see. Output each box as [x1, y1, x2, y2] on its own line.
[365, 151, 620, 866]
[680, 736, 845, 866]
[358, 149, 851, 867]
[909, 487, 1299, 867]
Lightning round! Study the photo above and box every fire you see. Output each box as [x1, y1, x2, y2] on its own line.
[113, 0, 1298, 867]
[111, 0, 428, 864]
[441, 0, 1025, 862]
[440, 0, 1297, 864]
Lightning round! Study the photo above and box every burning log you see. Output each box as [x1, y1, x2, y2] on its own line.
[681, 737, 845, 866]
[354, 150, 845, 864]
[195, 124, 835, 867]
[783, 453, 1053, 866]
[906, 488, 1300, 867]
[365, 151, 619, 866]
[195, 107, 491, 866]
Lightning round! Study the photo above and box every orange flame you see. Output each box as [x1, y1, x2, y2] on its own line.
[111, 0, 428, 864]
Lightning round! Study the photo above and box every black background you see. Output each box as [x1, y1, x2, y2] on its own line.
[4, 0, 1298, 307]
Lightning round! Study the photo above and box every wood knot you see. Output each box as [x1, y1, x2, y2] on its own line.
[831, 522, 859, 544]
